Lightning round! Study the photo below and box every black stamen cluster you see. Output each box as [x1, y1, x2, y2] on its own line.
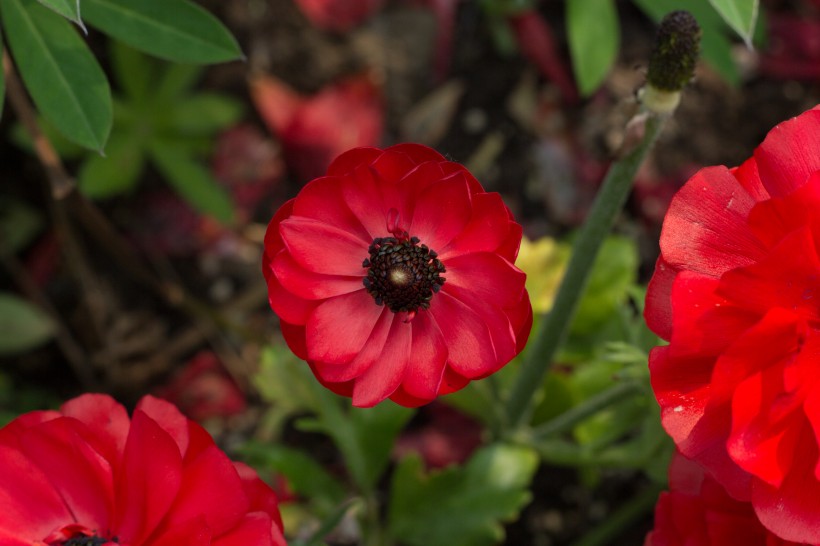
[362, 236, 446, 313]
[64, 536, 113, 546]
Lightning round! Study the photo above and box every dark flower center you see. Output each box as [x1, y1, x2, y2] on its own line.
[362, 234, 445, 315]
[64, 538, 111, 546]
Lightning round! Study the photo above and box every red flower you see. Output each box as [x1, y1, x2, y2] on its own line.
[646, 453, 804, 546]
[645, 106, 820, 542]
[0, 394, 286, 546]
[263, 144, 532, 407]
[293, 0, 384, 32]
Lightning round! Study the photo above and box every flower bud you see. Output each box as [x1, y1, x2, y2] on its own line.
[643, 10, 701, 114]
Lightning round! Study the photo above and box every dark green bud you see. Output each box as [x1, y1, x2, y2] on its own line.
[647, 11, 701, 92]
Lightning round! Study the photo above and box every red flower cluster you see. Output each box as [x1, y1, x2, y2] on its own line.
[646, 454, 804, 546]
[646, 106, 820, 542]
[263, 144, 532, 407]
[0, 394, 286, 546]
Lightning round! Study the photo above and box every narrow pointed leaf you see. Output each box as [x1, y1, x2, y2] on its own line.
[566, 0, 619, 96]
[79, 131, 145, 198]
[35, 0, 86, 32]
[708, 0, 759, 46]
[0, 293, 55, 355]
[1, 0, 111, 151]
[149, 141, 235, 223]
[82, 0, 243, 64]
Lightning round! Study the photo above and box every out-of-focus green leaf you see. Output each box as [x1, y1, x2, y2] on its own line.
[110, 40, 158, 102]
[79, 131, 145, 198]
[0, 38, 5, 121]
[566, 0, 619, 96]
[149, 141, 234, 223]
[82, 0, 243, 64]
[0, 199, 43, 253]
[0, 292, 54, 355]
[168, 94, 244, 134]
[240, 442, 346, 514]
[1, 0, 111, 151]
[388, 444, 538, 546]
[36, 0, 85, 31]
[707, 0, 758, 46]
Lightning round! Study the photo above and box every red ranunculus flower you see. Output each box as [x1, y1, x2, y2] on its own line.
[645, 105, 820, 542]
[0, 394, 286, 546]
[646, 453, 804, 546]
[263, 144, 532, 407]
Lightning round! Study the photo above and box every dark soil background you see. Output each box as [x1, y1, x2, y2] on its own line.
[2, 0, 820, 544]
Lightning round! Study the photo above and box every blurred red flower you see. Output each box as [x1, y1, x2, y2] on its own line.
[250, 74, 383, 182]
[263, 144, 532, 407]
[645, 106, 820, 542]
[294, 0, 384, 32]
[155, 351, 247, 422]
[0, 394, 286, 546]
[645, 454, 804, 546]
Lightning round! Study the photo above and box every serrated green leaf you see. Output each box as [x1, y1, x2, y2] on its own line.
[79, 131, 145, 198]
[388, 444, 538, 546]
[1, 0, 111, 151]
[708, 0, 758, 46]
[0, 292, 54, 355]
[0, 199, 44, 253]
[82, 0, 243, 64]
[36, 0, 86, 32]
[168, 94, 244, 135]
[149, 141, 234, 223]
[566, 0, 619, 96]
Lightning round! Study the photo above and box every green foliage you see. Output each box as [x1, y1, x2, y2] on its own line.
[1, 0, 111, 151]
[255, 346, 413, 492]
[387, 444, 538, 546]
[75, 42, 241, 222]
[707, 0, 759, 46]
[0, 0, 241, 151]
[82, 0, 243, 64]
[36, 0, 85, 31]
[566, 0, 619, 96]
[240, 442, 347, 516]
[0, 199, 43, 253]
[0, 292, 54, 355]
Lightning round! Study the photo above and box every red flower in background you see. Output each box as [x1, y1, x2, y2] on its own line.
[263, 144, 531, 407]
[0, 394, 286, 546]
[294, 0, 384, 32]
[645, 106, 820, 542]
[646, 454, 804, 546]
[155, 351, 247, 422]
[250, 74, 383, 182]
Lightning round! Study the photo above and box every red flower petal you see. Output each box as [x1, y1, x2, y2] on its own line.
[352, 314, 412, 407]
[440, 193, 514, 259]
[400, 312, 448, 401]
[407, 172, 473, 251]
[266, 267, 318, 325]
[327, 147, 382, 176]
[429, 292, 496, 378]
[274, 251, 363, 300]
[292, 175, 371, 241]
[280, 216, 369, 275]
[314, 306, 393, 383]
[211, 513, 278, 546]
[754, 106, 820, 198]
[444, 252, 526, 309]
[660, 166, 766, 280]
[113, 410, 183, 545]
[61, 393, 129, 467]
[306, 290, 384, 363]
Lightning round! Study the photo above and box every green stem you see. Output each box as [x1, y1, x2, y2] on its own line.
[527, 380, 641, 442]
[505, 112, 667, 430]
[569, 484, 662, 546]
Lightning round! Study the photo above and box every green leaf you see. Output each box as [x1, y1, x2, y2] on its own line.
[149, 141, 235, 223]
[168, 93, 244, 135]
[388, 444, 538, 546]
[36, 0, 86, 32]
[82, 0, 243, 64]
[1, 0, 111, 151]
[0, 199, 44, 253]
[110, 40, 159, 102]
[566, 0, 619, 96]
[707, 0, 759, 46]
[0, 42, 5, 121]
[79, 131, 145, 198]
[0, 292, 54, 355]
[240, 442, 347, 514]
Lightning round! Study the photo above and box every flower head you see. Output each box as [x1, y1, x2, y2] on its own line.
[646, 453, 804, 546]
[0, 394, 286, 546]
[645, 105, 820, 542]
[263, 143, 532, 407]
